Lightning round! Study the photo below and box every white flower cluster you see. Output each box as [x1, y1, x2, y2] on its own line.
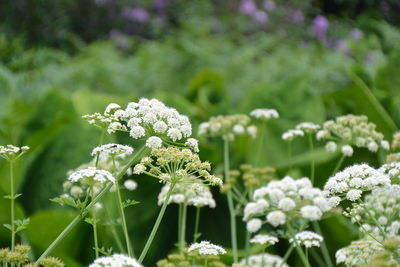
[0, 145, 29, 161]
[68, 167, 115, 184]
[238, 253, 289, 267]
[282, 122, 319, 141]
[250, 108, 279, 120]
[379, 162, 400, 184]
[198, 114, 257, 140]
[124, 179, 138, 191]
[249, 234, 279, 245]
[323, 164, 390, 203]
[289, 231, 323, 248]
[335, 240, 383, 267]
[84, 98, 197, 150]
[281, 129, 304, 141]
[188, 241, 226, 256]
[347, 185, 400, 239]
[157, 182, 216, 208]
[91, 144, 134, 160]
[243, 176, 332, 231]
[88, 254, 143, 267]
[317, 114, 390, 155]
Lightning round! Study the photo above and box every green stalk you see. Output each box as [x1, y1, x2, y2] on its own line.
[312, 221, 333, 267]
[224, 139, 238, 263]
[178, 204, 183, 251]
[288, 142, 293, 172]
[278, 244, 294, 267]
[193, 207, 200, 243]
[307, 134, 315, 184]
[244, 231, 250, 265]
[332, 154, 345, 176]
[255, 122, 266, 167]
[36, 147, 146, 263]
[294, 245, 311, 267]
[91, 191, 99, 258]
[138, 183, 176, 263]
[179, 203, 187, 255]
[10, 161, 15, 251]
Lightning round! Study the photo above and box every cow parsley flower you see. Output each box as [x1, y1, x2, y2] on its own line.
[145, 136, 163, 149]
[68, 167, 115, 184]
[282, 129, 304, 141]
[325, 141, 337, 153]
[247, 218, 263, 233]
[250, 234, 279, 245]
[89, 254, 143, 267]
[341, 145, 354, 157]
[379, 162, 400, 183]
[290, 231, 323, 248]
[91, 144, 134, 160]
[323, 164, 390, 204]
[335, 240, 383, 267]
[238, 253, 289, 267]
[124, 179, 138, 191]
[295, 122, 320, 133]
[188, 241, 226, 256]
[300, 205, 322, 221]
[158, 182, 216, 208]
[198, 114, 256, 141]
[250, 108, 279, 120]
[0, 145, 30, 161]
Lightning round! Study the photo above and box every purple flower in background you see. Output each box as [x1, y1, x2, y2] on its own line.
[122, 7, 149, 23]
[333, 39, 350, 54]
[264, 0, 276, 11]
[154, 0, 170, 8]
[289, 10, 304, 24]
[310, 15, 329, 40]
[350, 28, 363, 40]
[240, 0, 257, 15]
[253, 10, 268, 24]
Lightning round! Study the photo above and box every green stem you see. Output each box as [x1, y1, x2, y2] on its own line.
[178, 204, 183, 251]
[204, 259, 208, 267]
[179, 203, 187, 255]
[224, 139, 238, 263]
[95, 130, 106, 167]
[36, 147, 147, 263]
[294, 245, 311, 267]
[193, 207, 201, 243]
[332, 154, 345, 176]
[138, 183, 176, 263]
[288, 142, 293, 172]
[91, 189, 99, 258]
[312, 221, 333, 267]
[255, 122, 266, 167]
[245, 231, 250, 264]
[278, 244, 294, 267]
[10, 161, 15, 251]
[307, 134, 315, 184]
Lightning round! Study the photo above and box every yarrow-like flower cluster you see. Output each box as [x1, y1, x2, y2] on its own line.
[243, 176, 332, 232]
[84, 98, 197, 150]
[88, 254, 143, 267]
[281, 129, 304, 141]
[289, 231, 323, 248]
[188, 241, 226, 256]
[238, 253, 289, 267]
[282, 122, 320, 141]
[91, 144, 134, 160]
[250, 108, 279, 120]
[346, 185, 400, 239]
[68, 167, 115, 184]
[157, 182, 216, 208]
[133, 147, 222, 187]
[249, 234, 279, 245]
[378, 162, 400, 184]
[317, 114, 390, 155]
[198, 114, 257, 140]
[0, 145, 29, 161]
[323, 164, 390, 203]
[335, 240, 383, 267]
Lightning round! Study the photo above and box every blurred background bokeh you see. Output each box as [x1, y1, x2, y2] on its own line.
[0, 0, 400, 266]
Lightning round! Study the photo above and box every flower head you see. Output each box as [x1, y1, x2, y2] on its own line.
[239, 253, 289, 267]
[68, 167, 115, 184]
[250, 234, 279, 245]
[290, 231, 323, 248]
[89, 254, 143, 267]
[0, 145, 29, 161]
[188, 241, 226, 256]
[250, 109, 279, 120]
[336, 240, 383, 267]
[91, 144, 133, 160]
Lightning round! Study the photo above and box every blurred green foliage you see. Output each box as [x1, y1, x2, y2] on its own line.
[0, 9, 399, 266]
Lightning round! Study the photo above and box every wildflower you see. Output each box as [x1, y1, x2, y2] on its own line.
[239, 253, 289, 267]
[300, 205, 322, 221]
[39, 257, 65, 267]
[0, 145, 29, 161]
[282, 129, 304, 141]
[290, 231, 323, 248]
[341, 145, 354, 157]
[325, 141, 337, 153]
[336, 240, 383, 267]
[91, 144, 134, 159]
[247, 125, 257, 138]
[124, 179, 138, 191]
[266, 211, 286, 227]
[250, 234, 278, 245]
[188, 241, 226, 256]
[247, 218, 262, 233]
[89, 254, 143, 267]
[379, 162, 400, 183]
[324, 164, 390, 204]
[185, 138, 200, 152]
[68, 167, 115, 184]
[146, 136, 163, 149]
[250, 109, 279, 120]
[295, 122, 320, 134]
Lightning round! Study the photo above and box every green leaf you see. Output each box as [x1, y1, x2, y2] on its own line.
[122, 199, 139, 209]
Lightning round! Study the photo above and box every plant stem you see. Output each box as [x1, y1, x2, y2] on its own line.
[255, 122, 266, 167]
[193, 207, 200, 243]
[179, 203, 187, 255]
[224, 139, 238, 263]
[332, 154, 345, 176]
[91, 189, 100, 258]
[245, 231, 250, 264]
[312, 221, 333, 267]
[294, 245, 311, 267]
[278, 244, 294, 267]
[307, 134, 315, 184]
[178, 203, 183, 251]
[36, 147, 146, 263]
[138, 183, 176, 263]
[10, 161, 15, 251]
[288, 142, 293, 172]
